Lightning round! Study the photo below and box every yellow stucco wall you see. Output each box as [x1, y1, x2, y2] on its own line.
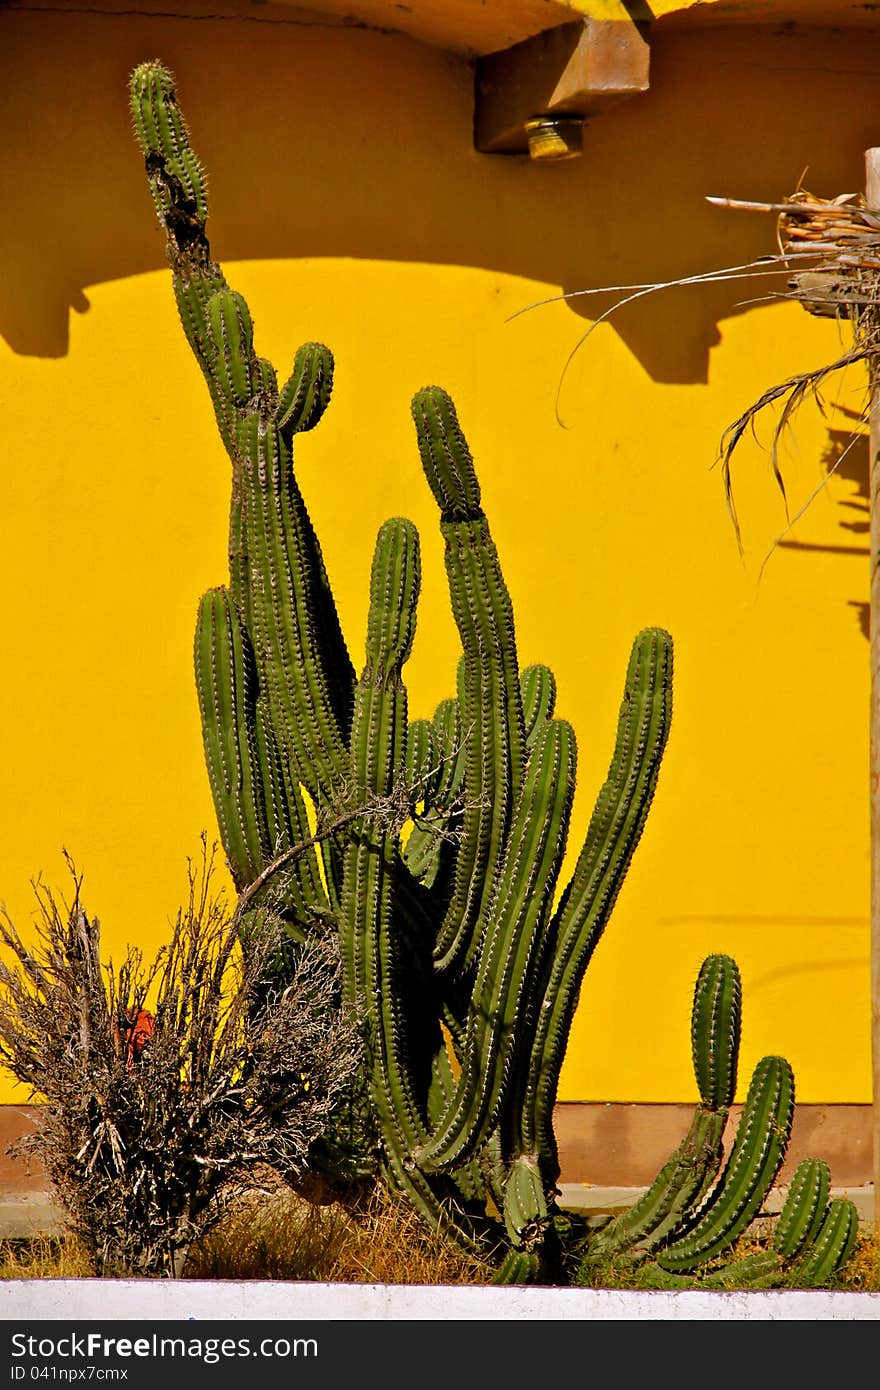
[0, 8, 875, 1104]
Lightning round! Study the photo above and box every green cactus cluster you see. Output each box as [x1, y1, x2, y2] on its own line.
[129, 60, 860, 1288]
[578, 954, 859, 1289]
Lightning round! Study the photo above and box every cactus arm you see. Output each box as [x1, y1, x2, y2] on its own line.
[131, 60, 354, 752]
[520, 627, 673, 1173]
[588, 1109, 729, 1264]
[502, 1154, 549, 1247]
[241, 416, 353, 803]
[587, 954, 738, 1259]
[690, 952, 741, 1110]
[492, 1247, 543, 1285]
[129, 63, 239, 449]
[130, 66, 280, 449]
[520, 664, 557, 747]
[251, 695, 330, 918]
[400, 715, 446, 883]
[412, 387, 526, 973]
[415, 717, 576, 1173]
[772, 1157, 831, 1259]
[193, 587, 329, 969]
[128, 61, 208, 234]
[404, 718, 438, 806]
[402, 695, 464, 888]
[679, 1251, 784, 1290]
[206, 289, 257, 409]
[693, 1187, 859, 1291]
[432, 692, 466, 806]
[379, 1152, 494, 1256]
[787, 1196, 860, 1287]
[339, 518, 427, 1158]
[193, 586, 275, 890]
[275, 343, 334, 437]
[655, 1054, 795, 1273]
[424, 1046, 493, 1208]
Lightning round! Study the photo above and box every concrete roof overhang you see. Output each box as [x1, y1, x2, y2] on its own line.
[13, 0, 878, 154]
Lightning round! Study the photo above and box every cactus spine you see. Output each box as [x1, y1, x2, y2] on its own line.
[130, 61, 860, 1289]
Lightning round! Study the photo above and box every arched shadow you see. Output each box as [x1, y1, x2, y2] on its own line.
[2, 11, 880, 384]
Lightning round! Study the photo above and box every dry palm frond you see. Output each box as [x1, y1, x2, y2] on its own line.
[717, 343, 873, 556]
[708, 185, 880, 555]
[509, 182, 880, 556]
[507, 251, 828, 430]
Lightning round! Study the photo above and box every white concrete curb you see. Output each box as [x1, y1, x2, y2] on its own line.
[0, 1279, 878, 1321]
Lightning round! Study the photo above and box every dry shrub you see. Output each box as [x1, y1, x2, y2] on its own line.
[0, 840, 362, 1278]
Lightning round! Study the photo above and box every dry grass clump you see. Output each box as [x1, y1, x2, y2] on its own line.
[834, 1225, 880, 1291]
[0, 1209, 876, 1290]
[0, 841, 362, 1279]
[0, 1235, 92, 1280]
[184, 1179, 497, 1285]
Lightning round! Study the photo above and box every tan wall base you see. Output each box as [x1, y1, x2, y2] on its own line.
[554, 1102, 874, 1188]
[1, 1101, 872, 1196]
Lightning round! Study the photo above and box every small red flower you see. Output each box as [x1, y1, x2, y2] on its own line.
[114, 1008, 155, 1070]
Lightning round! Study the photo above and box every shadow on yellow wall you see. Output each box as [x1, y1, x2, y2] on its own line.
[3, 14, 879, 383]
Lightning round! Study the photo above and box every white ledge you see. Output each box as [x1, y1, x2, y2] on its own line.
[0, 1279, 878, 1321]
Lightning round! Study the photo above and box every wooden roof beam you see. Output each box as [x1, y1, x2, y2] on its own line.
[474, 16, 651, 160]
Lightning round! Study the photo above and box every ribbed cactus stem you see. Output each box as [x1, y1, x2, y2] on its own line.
[416, 717, 576, 1172]
[502, 1154, 548, 1246]
[193, 586, 270, 890]
[129, 60, 208, 229]
[132, 54, 356, 914]
[381, 1150, 490, 1256]
[412, 386, 482, 518]
[520, 627, 673, 1173]
[772, 1157, 831, 1259]
[365, 517, 421, 678]
[492, 1247, 543, 1285]
[590, 1112, 727, 1263]
[412, 387, 526, 974]
[587, 954, 737, 1258]
[275, 342, 335, 436]
[656, 1054, 795, 1273]
[206, 289, 256, 408]
[520, 664, 557, 746]
[404, 719, 438, 803]
[130, 62, 235, 448]
[241, 416, 352, 802]
[428, 695, 464, 806]
[340, 519, 426, 1158]
[194, 586, 328, 928]
[431, 695, 465, 805]
[688, 1250, 784, 1290]
[401, 701, 456, 887]
[691, 953, 741, 1110]
[789, 1196, 860, 1286]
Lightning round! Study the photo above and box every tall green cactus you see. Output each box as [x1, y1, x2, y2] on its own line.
[129, 60, 859, 1288]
